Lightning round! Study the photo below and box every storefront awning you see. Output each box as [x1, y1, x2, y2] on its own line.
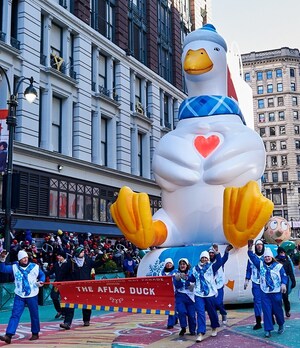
[13, 218, 122, 236]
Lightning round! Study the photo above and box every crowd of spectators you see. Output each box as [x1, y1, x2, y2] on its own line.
[0, 229, 143, 283]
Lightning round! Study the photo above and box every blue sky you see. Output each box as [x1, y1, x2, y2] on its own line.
[211, 0, 300, 54]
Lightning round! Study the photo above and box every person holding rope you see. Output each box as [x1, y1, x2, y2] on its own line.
[0, 250, 45, 344]
[60, 246, 98, 330]
[44, 249, 71, 319]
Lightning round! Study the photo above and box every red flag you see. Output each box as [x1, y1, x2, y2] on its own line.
[54, 276, 175, 315]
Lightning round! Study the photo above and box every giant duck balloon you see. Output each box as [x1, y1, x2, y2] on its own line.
[111, 24, 274, 303]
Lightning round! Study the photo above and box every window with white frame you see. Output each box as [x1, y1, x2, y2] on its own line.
[281, 155, 287, 166]
[279, 126, 285, 135]
[258, 113, 265, 122]
[271, 156, 278, 166]
[280, 141, 286, 150]
[282, 171, 288, 182]
[138, 132, 143, 176]
[101, 117, 108, 166]
[163, 94, 171, 128]
[278, 111, 285, 121]
[52, 96, 62, 153]
[50, 23, 63, 72]
[99, 53, 107, 92]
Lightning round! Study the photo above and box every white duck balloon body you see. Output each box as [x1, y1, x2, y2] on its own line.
[111, 24, 274, 303]
[153, 116, 266, 247]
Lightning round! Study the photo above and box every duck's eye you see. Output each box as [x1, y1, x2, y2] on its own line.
[214, 47, 220, 51]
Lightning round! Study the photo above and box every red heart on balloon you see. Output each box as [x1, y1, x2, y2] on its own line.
[194, 135, 220, 158]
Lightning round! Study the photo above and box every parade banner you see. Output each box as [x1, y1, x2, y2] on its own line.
[54, 276, 175, 315]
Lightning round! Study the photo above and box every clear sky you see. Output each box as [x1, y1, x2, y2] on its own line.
[211, 0, 300, 54]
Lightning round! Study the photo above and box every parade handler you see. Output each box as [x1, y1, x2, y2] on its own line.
[0, 250, 45, 344]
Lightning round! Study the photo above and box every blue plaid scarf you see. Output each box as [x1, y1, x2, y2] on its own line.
[18, 263, 36, 296]
[178, 95, 246, 125]
[264, 263, 275, 292]
[196, 264, 210, 296]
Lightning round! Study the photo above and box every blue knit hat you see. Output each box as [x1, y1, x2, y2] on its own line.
[183, 24, 227, 52]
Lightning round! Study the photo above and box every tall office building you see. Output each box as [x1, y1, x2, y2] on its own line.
[0, 0, 211, 238]
[242, 48, 300, 235]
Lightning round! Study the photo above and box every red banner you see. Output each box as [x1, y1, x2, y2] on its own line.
[54, 276, 175, 315]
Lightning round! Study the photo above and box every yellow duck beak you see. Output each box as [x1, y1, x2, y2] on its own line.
[183, 48, 213, 75]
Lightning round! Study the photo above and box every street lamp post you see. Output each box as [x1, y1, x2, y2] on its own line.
[0, 66, 37, 259]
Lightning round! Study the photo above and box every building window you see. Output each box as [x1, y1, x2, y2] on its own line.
[272, 172, 278, 182]
[270, 126, 276, 136]
[277, 83, 283, 92]
[259, 113, 265, 122]
[276, 69, 282, 77]
[268, 98, 274, 107]
[258, 99, 264, 109]
[291, 82, 296, 91]
[279, 126, 285, 135]
[290, 68, 295, 77]
[292, 96, 298, 106]
[298, 171, 300, 181]
[271, 156, 278, 166]
[128, 0, 147, 63]
[268, 112, 275, 121]
[282, 171, 288, 182]
[138, 132, 143, 176]
[158, 0, 172, 82]
[257, 85, 263, 94]
[278, 111, 285, 121]
[272, 189, 282, 205]
[266, 70, 272, 79]
[99, 53, 107, 90]
[260, 127, 266, 137]
[257, 71, 263, 80]
[52, 96, 62, 153]
[135, 76, 142, 105]
[297, 155, 300, 165]
[270, 141, 277, 151]
[294, 111, 299, 120]
[50, 23, 63, 72]
[295, 125, 300, 135]
[91, 0, 116, 41]
[244, 72, 250, 81]
[295, 140, 300, 149]
[278, 97, 284, 106]
[267, 84, 273, 93]
[49, 177, 117, 222]
[101, 117, 108, 166]
[163, 94, 171, 128]
[263, 172, 268, 183]
[281, 155, 287, 166]
[280, 140, 287, 150]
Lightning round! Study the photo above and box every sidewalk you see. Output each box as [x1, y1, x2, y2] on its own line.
[1, 274, 299, 347]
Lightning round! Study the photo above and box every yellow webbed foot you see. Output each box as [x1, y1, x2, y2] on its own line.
[223, 181, 274, 248]
[110, 186, 167, 249]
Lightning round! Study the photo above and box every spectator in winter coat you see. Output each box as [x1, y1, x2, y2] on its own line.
[275, 246, 296, 317]
[45, 250, 71, 319]
[123, 251, 136, 277]
[60, 247, 98, 330]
